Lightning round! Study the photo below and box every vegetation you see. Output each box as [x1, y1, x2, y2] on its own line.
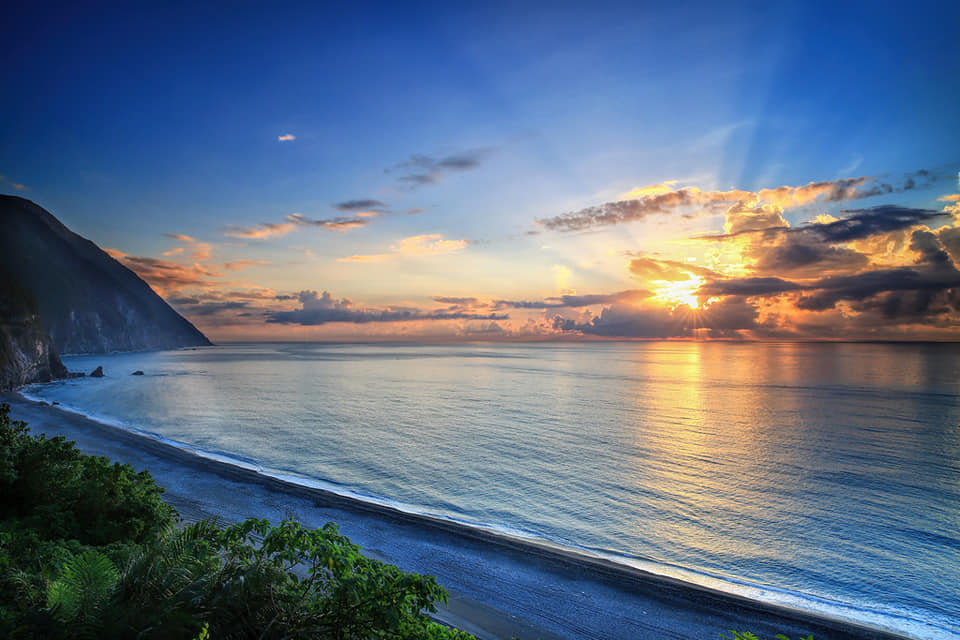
[0, 403, 473, 639]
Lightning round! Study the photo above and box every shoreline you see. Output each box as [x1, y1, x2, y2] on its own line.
[1, 392, 920, 640]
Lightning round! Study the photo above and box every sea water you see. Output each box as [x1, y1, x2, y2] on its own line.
[23, 342, 960, 638]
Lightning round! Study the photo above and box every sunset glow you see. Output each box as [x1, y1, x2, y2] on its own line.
[654, 277, 704, 310]
[1, 2, 957, 342]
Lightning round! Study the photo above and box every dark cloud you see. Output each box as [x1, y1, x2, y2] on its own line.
[266, 290, 508, 325]
[703, 205, 948, 242]
[285, 212, 374, 231]
[700, 277, 803, 297]
[752, 240, 869, 276]
[495, 289, 651, 309]
[387, 149, 488, 187]
[553, 296, 758, 339]
[335, 199, 385, 211]
[432, 296, 481, 305]
[703, 265, 960, 321]
[847, 289, 959, 321]
[168, 296, 200, 305]
[806, 206, 948, 243]
[794, 268, 960, 312]
[177, 301, 252, 316]
[909, 229, 954, 269]
[939, 227, 960, 263]
[539, 189, 710, 232]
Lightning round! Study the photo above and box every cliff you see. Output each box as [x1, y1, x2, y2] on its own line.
[0, 268, 68, 390]
[0, 195, 211, 355]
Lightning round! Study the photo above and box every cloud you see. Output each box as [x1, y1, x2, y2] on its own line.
[222, 260, 270, 271]
[278, 134, 296, 142]
[223, 222, 296, 239]
[627, 256, 718, 281]
[793, 268, 960, 313]
[266, 290, 508, 325]
[105, 249, 222, 296]
[724, 202, 789, 235]
[339, 234, 468, 262]
[285, 212, 375, 231]
[538, 169, 945, 232]
[160, 233, 212, 260]
[164, 233, 196, 242]
[387, 149, 487, 188]
[11, 183, 29, 191]
[432, 296, 481, 306]
[699, 277, 805, 297]
[938, 226, 960, 262]
[909, 229, 954, 269]
[177, 301, 252, 316]
[336, 199, 385, 211]
[621, 182, 678, 199]
[803, 206, 949, 243]
[495, 289, 651, 309]
[752, 240, 869, 276]
[553, 296, 759, 339]
[699, 264, 960, 320]
[941, 192, 960, 216]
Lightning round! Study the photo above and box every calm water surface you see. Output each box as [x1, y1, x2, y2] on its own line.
[25, 342, 960, 638]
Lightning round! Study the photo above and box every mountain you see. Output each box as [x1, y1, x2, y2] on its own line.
[0, 195, 211, 355]
[0, 267, 68, 390]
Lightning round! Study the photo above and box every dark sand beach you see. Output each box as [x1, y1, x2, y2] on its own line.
[2, 393, 911, 640]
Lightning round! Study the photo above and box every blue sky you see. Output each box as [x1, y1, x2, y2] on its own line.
[2, 1, 959, 340]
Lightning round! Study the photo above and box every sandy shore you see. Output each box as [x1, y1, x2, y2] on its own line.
[2, 392, 911, 640]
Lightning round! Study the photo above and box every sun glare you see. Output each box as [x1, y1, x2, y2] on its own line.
[653, 276, 703, 309]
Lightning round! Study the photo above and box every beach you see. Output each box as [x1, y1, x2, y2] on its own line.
[2, 392, 912, 640]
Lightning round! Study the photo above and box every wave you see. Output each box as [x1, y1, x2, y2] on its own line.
[16, 388, 958, 640]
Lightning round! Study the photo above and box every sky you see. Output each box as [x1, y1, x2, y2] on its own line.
[2, 0, 959, 341]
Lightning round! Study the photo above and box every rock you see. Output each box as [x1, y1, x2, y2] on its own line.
[132, 370, 144, 375]
[90, 365, 104, 377]
[0, 195, 212, 355]
[52, 401, 60, 405]
[0, 268, 69, 391]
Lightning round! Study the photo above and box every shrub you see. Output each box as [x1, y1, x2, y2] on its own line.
[0, 403, 473, 639]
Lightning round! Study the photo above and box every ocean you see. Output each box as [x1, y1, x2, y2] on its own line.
[22, 341, 960, 639]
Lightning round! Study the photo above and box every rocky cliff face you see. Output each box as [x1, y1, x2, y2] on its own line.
[0, 195, 211, 355]
[0, 269, 68, 391]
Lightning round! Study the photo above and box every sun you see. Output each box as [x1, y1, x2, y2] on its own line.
[653, 276, 703, 309]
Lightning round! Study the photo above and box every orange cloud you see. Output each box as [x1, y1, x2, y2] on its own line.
[539, 169, 942, 232]
[164, 233, 196, 242]
[223, 222, 296, 239]
[222, 259, 270, 271]
[340, 234, 468, 262]
[105, 249, 222, 297]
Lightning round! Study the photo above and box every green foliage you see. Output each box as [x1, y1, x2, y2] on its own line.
[0, 403, 473, 639]
[0, 403, 175, 546]
[47, 550, 119, 624]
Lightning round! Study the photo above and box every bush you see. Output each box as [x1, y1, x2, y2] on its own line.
[0, 403, 473, 639]
[0, 403, 175, 546]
